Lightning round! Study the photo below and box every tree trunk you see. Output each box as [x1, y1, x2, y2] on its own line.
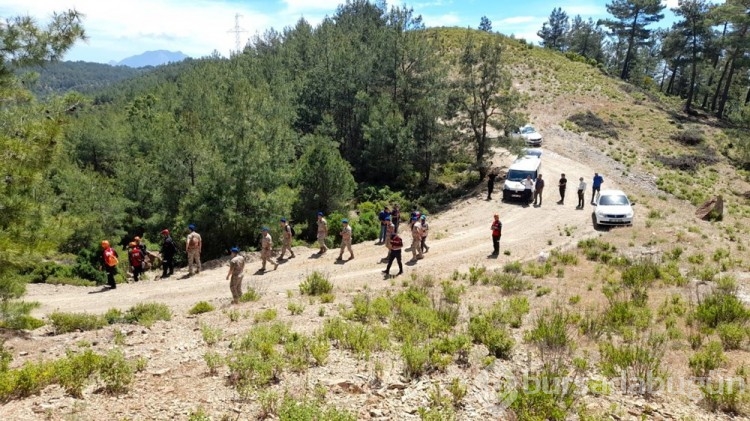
[667, 65, 678, 96]
[716, 24, 748, 118]
[620, 13, 640, 80]
[711, 58, 730, 113]
[684, 35, 699, 113]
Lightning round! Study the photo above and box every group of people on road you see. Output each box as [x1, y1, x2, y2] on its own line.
[487, 172, 605, 256]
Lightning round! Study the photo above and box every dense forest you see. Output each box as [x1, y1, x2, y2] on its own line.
[3, 0, 750, 329]
[21, 61, 146, 98]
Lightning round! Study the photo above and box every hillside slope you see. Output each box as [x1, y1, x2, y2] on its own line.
[7, 33, 750, 420]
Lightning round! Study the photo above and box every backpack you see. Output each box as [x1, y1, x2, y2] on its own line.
[188, 234, 199, 248]
[104, 248, 119, 267]
[289, 224, 296, 237]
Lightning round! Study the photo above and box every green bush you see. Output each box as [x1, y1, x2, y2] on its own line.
[0, 301, 45, 330]
[240, 287, 261, 302]
[254, 309, 278, 323]
[695, 291, 750, 329]
[599, 333, 666, 397]
[525, 306, 574, 360]
[124, 302, 172, 328]
[98, 349, 135, 394]
[56, 349, 102, 398]
[299, 272, 334, 296]
[717, 323, 746, 350]
[189, 301, 215, 315]
[278, 396, 356, 421]
[689, 341, 726, 378]
[48, 312, 107, 334]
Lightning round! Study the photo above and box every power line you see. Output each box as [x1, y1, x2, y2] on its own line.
[227, 13, 247, 54]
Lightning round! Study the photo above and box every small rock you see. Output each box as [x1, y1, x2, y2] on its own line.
[369, 409, 383, 417]
[19, 351, 28, 356]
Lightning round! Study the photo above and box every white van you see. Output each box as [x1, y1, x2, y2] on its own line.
[502, 156, 542, 202]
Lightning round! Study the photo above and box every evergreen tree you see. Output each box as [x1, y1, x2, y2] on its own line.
[600, 0, 665, 80]
[673, 0, 713, 112]
[567, 16, 606, 62]
[455, 32, 526, 180]
[479, 16, 493, 32]
[538, 8, 570, 51]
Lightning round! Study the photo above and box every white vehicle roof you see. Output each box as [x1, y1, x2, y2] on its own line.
[598, 189, 627, 197]
[508, 156, 541, 171]
[522, 148, 542, 158]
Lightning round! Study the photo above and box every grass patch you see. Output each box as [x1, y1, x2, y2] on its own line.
[189, 301, 215, 315]
[47, 312, 107, 334]
[299, 271, 334, 296]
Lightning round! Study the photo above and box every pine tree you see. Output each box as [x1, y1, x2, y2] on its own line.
[600, 0, 666, 80]
[538, 8, 570, 51]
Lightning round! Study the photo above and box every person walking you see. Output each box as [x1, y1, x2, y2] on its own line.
[226, 247, 245, 304]
[128, 242, 145, 282]
[576, 177, 587, 209]
[490, 215, 502, 256]
[377, 206, 391, 243]
[410, 216, 424, 260]
[592, 172, 604, 204]
[133, 236, 149, 269]
[316, 212, 328, 254]
[557, 173, 567, 204]
[100, 240, 119, 289]
[523, 175, 534, 206]
[487, 172, 498, 200]
[383, 232, 403, 277]
[279, 218, 295, 260]
[160, 229, 177, 278]
[391, 203, 401, 233]
[260, 227, 279, 272]
[337, 219, 354, 261]
[186, 224, 202, 276]
[382, 218, 396, 261]
[533, 174, 545, 207]
[419, 214, 430, 253]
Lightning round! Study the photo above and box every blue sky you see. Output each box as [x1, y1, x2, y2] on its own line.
[1, 0, 688, 63]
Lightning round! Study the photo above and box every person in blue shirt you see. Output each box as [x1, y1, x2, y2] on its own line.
[592, 173, 604, 204]
[377, 206, 391, 244]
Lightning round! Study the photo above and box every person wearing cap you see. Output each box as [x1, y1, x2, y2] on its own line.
[128, 242, 145, 282]
[226, 247, 245, 304]
[316, 212, 328, 254]
[410, 216, 424, 260]
[419, 214, 430, 254]
[279, 218, 295, 260]
[577, 177, 587, 209]
[491, 214, 502, 257]
[382, 232, 403, 277]
[133, 235, 150, 270]
[337, 219, 354, 261]
[186, 224, 202, 276]
[260, 227, 279, 272]
[160, 229, 177, 278]
[100, 240, 119, 289]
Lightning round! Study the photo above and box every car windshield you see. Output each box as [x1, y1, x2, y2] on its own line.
[599, 195, 630, 206]
[507, 169, 536, 182]
[521, 126, 536, 134]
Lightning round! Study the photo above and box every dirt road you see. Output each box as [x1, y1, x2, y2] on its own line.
[27, 131, 625, 317]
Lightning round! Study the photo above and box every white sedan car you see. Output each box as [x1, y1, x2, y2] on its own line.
[516, 124, 542, 146]
[593, 189, 635, 227]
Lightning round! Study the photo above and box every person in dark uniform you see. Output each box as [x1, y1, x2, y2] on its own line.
[160, 229, 177, 278]
[557, 174, 567, 204]
[487, 172, 498, 200]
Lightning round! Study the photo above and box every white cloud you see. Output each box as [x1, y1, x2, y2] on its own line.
[0, 0, 337, 62]
[423, 12, 462, 27]
[497, 16, 537, 25]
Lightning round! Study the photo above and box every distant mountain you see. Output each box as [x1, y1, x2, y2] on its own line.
[116, 50, 189, 68]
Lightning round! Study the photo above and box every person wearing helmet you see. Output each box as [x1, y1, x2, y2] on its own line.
[160, 229, 177, 278]
[186, 224, 202, 276]
[100, 240, 119, 289]
[226, 247, 245, 304]
[128, 241, 145, 282]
